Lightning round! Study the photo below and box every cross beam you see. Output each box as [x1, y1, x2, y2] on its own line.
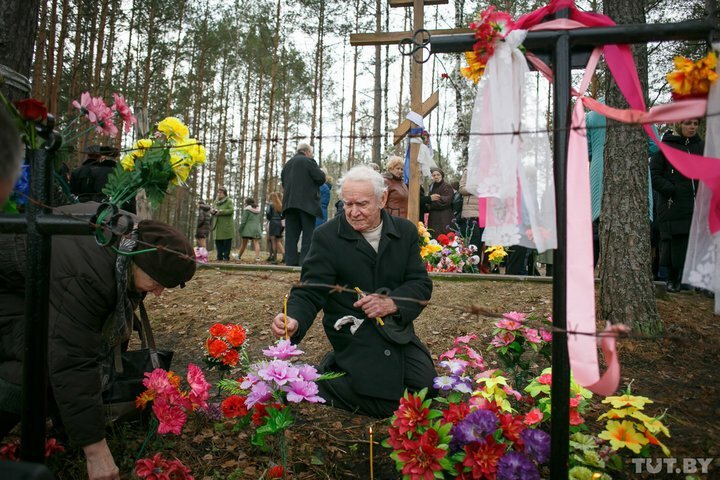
[393, 90, 438, 145]
[350, 28, 472, 47]
[389, 0, 447, 6]
[421, 13, 717, 480]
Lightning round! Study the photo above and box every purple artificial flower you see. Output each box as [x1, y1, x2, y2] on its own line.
[297, 364, 320, 382]
[453, 376, 474, 394]
[439, 359, 468, 376]
[201, 402, 223, 422]
[246, 381, 273, 408]
[521, 428, 551, 464]
[496, 451, 540, 480]
[490, 331, 516, 348]
[433, 375, 456, 391]
[262, 339, 304, 359]
[258, 359, 300, 386]
[451, 409, 499, 446]
[284, 380, 325, 404]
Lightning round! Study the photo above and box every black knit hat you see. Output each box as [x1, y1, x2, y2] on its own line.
[134, 220, 196, 288]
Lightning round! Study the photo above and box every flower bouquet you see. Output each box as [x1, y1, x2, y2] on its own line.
[484, 245, 508, 269]
[418, 222, 481, 273]
[135, 452, 194, 480]
[461, 6, 516, 83]
[666, 51, 718, 100]
[203, 322, 248, 371]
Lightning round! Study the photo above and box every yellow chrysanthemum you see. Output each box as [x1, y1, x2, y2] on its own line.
[158, 116, 189, 142]
[131, 138, 153, 159]
[170, 155, 192, 185]
[602, 394, 653, 410]
[461, 51, 485, 84]
[598, 420, 648, 454]
[120, 154, 135, 172]
[667, 51, 718, 97]
[183, 138, 207, 166]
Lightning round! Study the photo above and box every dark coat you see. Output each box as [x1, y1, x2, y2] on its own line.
[266, 204, 284, 237]
[281, 152, 326, 217]
[196, 204, 212, 238]
[426, 180, 454, 237]
[0, 204, 136, 448]
[383, 172, 409, 218]
[650, 133, 704, 237]
[288, 210, 434, 401]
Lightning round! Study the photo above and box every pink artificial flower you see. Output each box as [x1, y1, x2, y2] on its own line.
[111, 93, 137, 133]
[523, 328, 542, 344]
[537, 373, 552, 385]
[44, 438, 65, 458]
[453, 334, 477, 345]
[524, 408, 544, 426]
[186, 363, 210, 409]
[502, 384, 522, 401]
[463, 346, 487, 370]
[284, 380, 325, 404]
[153, 396, 187, 435]
[71, 91, 92, 114]
[297, 364, 320, 382]
[439, 347, 460, 360]
[258, 360, 300, 386]
[490, 331, 516, 348]
[495, 318, 523, 331]
[262, 339, 304, 360]
[246, 381, 273, 408]
[0, 441, 20, 461]
[540, 328, 553, 342]
[569, 395, 583, 408]
[143, 369, 177, 396]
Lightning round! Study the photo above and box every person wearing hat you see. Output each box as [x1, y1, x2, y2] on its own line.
[0, 203, 196, 480]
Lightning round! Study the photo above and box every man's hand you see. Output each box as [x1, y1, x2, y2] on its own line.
[430, 194, 440, 201]
[83, 439, 119, 480]
[271, 313, 299, 338]
[354, 294, 398, 319]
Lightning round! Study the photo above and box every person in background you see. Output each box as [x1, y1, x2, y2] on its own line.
[70, 146, 134, 213]
[450, 180, 463, 226]
[425, 167, 454, 238]
[382, 155, 408, 218]
[270, 165, 435, 418]
[650, 119, 704, 293]
[0, 213, 196, 480]
[211, 186, 234, 261]
[195, 201, 212, 250]
[266, 192, 285, 264]
[0, 106, 23, 205]
[280, 143, 326, 266]
[237, 197, 262, 262]
[458, 168, 487, 273]
[315, 172, 333, 227]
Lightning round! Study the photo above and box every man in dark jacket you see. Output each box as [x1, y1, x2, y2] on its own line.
[0, 105, 23, 205]
[70, 146, 136, 213]
[280, 143, 326, 266]
[0, 204, 196, 480]
[271, 165, 435, 418]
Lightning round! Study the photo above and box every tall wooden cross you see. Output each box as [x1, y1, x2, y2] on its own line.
[350, 0, 468, 223]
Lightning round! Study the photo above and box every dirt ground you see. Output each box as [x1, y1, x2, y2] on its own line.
[47, 259, 719, 479]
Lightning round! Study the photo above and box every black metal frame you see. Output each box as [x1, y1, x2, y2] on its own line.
[422, 11, 717, 480]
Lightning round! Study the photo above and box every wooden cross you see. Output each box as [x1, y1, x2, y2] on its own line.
[349, 0, 461, 223]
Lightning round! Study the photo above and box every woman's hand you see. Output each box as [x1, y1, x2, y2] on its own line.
[83, 439, 120, 480]
[430, 194, 440, 201]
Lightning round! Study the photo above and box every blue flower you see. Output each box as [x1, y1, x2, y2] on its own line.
[521, 428, 551, 464]
[496, 451, 540, 480]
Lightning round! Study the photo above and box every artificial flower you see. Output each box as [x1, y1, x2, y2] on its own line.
[267, 465, 286, 479]
[13, 99, 47, 121]
[521, 428, 550, 463]
[284, 380, 325, 404]
[111, 93, 137, 133]
[667, 51, 718, 98]
[496, 451, 540, 480]
[221, 395, 249, 418]
[187, 363, 210, 409]
[462, 436, 507, 479]
[598, 420, 649, 454]
[393, 392, 430, 436]
[396, 429, 446, 480]
[602, 394, 653, 410]
[452, 409, 499, 445]
[263, 338, 303, 359]
[524, 408, 544, 426]
[158, 116, 189, 142]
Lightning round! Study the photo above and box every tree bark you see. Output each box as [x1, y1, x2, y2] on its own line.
[0, 0, 41, 100]
[600, 0, 661, 334]
[371, 0, 382, 167]
[31, 0, 49, 101]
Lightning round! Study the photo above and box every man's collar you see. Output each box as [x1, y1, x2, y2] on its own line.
[337, 209, 400, 240]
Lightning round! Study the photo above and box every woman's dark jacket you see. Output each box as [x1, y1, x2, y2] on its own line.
[0, 206, 134, 448]
[650, 133, 704, 237]
[266, 204, 284, 237]
[196, 204, 212, 238]
[287, 210, 434, 401]
[426, 180, 454, 237]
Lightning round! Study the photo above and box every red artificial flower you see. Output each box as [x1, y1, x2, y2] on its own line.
[537, 373, 552, 385]
[499, 413, 526, 445]
[386, 425, 408, 450]
[436, 234, 450, 246]
[225, 325, 246, 348]
[442, 402, 470, 426]
[13, 98, 47, 122]
[207, 338, 228, 358]
[441, 73, 449, 79]
[0, 441, 20, 461]
[221, 395, 248, 419]
[462, 436, 507, 479]
[208, 323, 228, 337]
[569, 409, 585, 426]
[524, 408, 544, 426]
[392, 393, 430, 435]
[252, 402, 284, 426]
[447, 232, 456, 241]
[44, 438, 65, 458]
[267, 465, 286, 479]
[396, 429, 446, 480]
[222, 348, 239, 366]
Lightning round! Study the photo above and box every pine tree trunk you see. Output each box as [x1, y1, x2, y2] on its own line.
[348, 45, 359, 169]
[263, 0, 281, 200]
[600, 0, 661, 334]
[49, 0, 70, 115]
[371, 0, 382, 167]
[165, 0, 186, 115]
[102, 0, 120, 99]
[93, 0, 109, 90]
[253, 78, 264, 199]
[122, 0, 136, 94]
[31, 0, 48, 101]
[141, 0, 157, 108]
[309, 0, 325, 146]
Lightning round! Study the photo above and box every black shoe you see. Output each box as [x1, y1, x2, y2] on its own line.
[666, 281, 681, 293]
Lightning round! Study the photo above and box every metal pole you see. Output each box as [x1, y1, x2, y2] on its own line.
[20, 149, 52, 462]
[550, 33, 571, 480]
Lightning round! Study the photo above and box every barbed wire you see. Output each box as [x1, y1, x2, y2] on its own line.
[73, 108, 720, 157]
[10, 193, 699, 344]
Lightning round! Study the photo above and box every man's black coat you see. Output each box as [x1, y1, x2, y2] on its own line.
[288, 210, 434, 401]
[281, 152, 326, 217]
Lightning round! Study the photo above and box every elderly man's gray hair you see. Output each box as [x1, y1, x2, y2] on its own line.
[337, 165, 387, 201]
[0, 106, 23, 183]
[297, 142, 313, 157]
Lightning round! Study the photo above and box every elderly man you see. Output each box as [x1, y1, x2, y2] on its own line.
[271, 165, 435, 418]
[280, 143, 326, 266]
[0, 105, 23, 204]
[0, 210, 197, 480]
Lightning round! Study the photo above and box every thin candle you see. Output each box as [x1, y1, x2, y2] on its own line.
[369, 426, 374, 480]
[283, 294, 289, 339]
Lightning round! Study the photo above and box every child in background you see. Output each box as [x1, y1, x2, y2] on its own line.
[194, 201, 212, 263]
[266, 191, 285, 264]
[237, 197, 262, 262]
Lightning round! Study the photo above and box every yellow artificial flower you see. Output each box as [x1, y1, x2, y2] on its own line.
[170, 155, 192, 185]
[667, 51, 718, 97]
[628, 411, 670, 437]
[598, 420, 649, 454]
[131, 138, 153, 159]
[461, 51, 485, 84]
[158, 116, 189, 142]
[602, 394, 653, 410]
[642, 429, 671, 456]
[120, 154, 135, 172]
[182, 138, 207, 166]
[598, 407, 634, 421]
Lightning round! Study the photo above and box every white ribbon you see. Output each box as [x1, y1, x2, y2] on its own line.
[406, 111, 424, 129]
